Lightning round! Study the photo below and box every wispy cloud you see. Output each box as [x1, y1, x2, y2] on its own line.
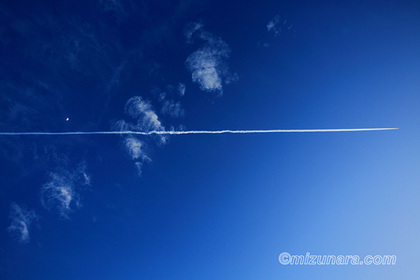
[115, 96, 167, 145]
[134, 161, 145, 177]
[124, 136, 149, 160]
[7, 203, 38, 244]
[40, 163, 90, 218]
[161, 100, 185, 118]
[267, 15, 294, 36]
[178, 83, 186, 96]
[185, 24, 238, 95]
[99, 0, 124, 13]
[124, 96, 165, 132]
[184, 22, 203, 43]
[115, 96, 167, 176]
[123, 136, 151, 176]
[267, 15, 281, 34]
[0, 7, 135, 140]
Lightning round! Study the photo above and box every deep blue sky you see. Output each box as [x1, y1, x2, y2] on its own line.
[0, 0, 419, 279]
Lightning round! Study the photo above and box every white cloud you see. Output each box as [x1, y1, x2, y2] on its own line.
[134, 161, 144, 177]
[178, 83, 186, 96]
[161, 100, 185, 118]
[185, 33, 237, 94]
[267, 15, 293, 36]
[124, 136, 152, 177]
[123, 137, 152, 176]
[159, 91, 167, 101]
[100, 0, 124, 13]
[115, 96, 168, 176]
[152, 83, 185, 100]
[124, 96, 165, 132]
[267, 15, 281, 33]
[184, 22, 203, 43]
[118, 96, 167, 145]
[124, 136, 150, 161]
[7, 203, 38, 244]
[40, 163, 90, 218]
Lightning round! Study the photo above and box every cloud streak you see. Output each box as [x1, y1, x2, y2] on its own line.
[0, 128, 399, 136]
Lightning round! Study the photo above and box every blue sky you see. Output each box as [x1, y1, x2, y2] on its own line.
[0, 0, 420, 279]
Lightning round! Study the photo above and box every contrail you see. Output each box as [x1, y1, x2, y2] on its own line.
[0, 128, 398, 136]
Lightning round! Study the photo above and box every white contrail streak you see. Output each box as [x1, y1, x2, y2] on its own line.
[0, 128, 399, 136]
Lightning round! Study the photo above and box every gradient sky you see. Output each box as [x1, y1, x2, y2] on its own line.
[0, 0, 419, 279]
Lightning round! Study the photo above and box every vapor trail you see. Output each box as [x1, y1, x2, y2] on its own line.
[0, 128, 398, 136]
